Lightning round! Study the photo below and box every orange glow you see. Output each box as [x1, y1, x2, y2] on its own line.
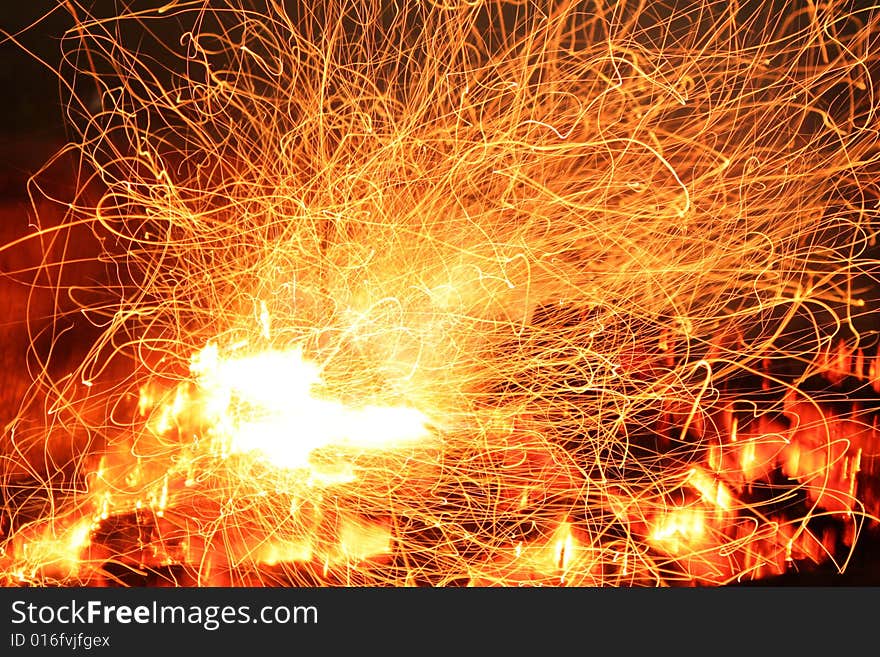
[337, 518, 392, 562]
[687, 468, 732, 517]
[651, 508, 707, 555]
[6, 519, 94, 585]
[1, 0, 879, 588]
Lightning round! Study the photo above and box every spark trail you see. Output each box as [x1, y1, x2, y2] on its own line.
[1, 0, 879, 586]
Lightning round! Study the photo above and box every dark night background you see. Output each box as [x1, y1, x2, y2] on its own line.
[1, 2, 879, 586]
[0, 2, 190, 195]
[0, 2, 72, 194]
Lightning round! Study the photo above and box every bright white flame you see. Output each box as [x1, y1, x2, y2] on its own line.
[190, 343, 431, 470]
[651, 508, 706, 554]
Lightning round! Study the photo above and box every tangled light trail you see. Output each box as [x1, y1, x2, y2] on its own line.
[1, 0, 879, 587]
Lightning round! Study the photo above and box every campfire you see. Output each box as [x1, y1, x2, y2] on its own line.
[1, 0, 878, 587]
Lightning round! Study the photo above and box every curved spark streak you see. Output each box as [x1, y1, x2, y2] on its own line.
[0, 0, 878, 587]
